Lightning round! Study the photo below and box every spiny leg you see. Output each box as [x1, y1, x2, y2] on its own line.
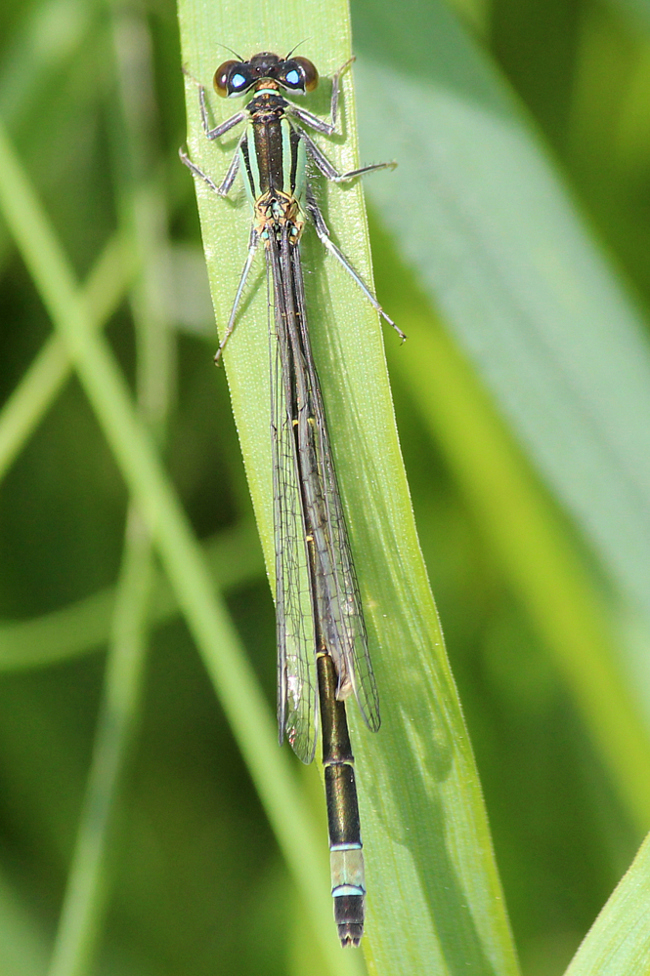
[299, 127, 396, 184]
[214, 226, 262, 363]
[306, 187, 405, 340]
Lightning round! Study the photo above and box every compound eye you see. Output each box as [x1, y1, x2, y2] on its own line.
[213, 60, 248, 97]
[281, 57, 318, 92]
[293, 57, 318, 92]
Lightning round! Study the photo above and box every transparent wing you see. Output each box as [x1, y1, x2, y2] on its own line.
[308, 390, 381, 732]
[270, 243, 319, 765]
[291, 249, 381, 733]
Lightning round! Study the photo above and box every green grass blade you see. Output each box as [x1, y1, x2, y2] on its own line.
[46, 513, 154, 976]
[0, 233, 131, 484]
[563, 833, 650, 975]
[0, 869, 49, 976]
[178, 0, 518, 971]
[46, 15, 176, 969]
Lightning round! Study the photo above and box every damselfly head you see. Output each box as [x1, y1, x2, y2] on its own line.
[213, 52, 318, 98]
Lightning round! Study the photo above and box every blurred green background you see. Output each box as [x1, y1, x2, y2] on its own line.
[1, 0, 650, 973]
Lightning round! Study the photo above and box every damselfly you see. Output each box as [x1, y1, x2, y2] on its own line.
[181, 50, 401, 947]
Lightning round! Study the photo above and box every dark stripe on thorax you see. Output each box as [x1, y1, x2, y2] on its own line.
[240, 136, 255, 198]
[252, 119, 282, 193]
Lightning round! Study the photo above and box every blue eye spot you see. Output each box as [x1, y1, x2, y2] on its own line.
[231, 73, 246, 90]
[285, 69, 300, 86]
